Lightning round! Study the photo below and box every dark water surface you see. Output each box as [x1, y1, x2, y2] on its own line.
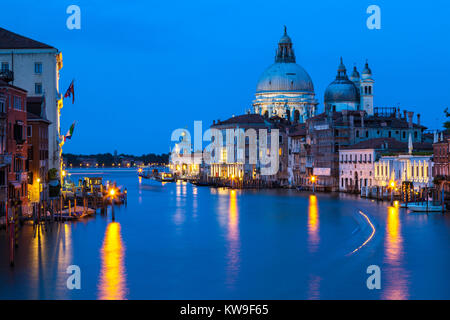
[1, 168, 449, 299]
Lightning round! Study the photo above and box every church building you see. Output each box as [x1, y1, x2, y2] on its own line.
[252, 27, 318, 123]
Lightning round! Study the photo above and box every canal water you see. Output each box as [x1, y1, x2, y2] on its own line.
[1, 168, 449, 299]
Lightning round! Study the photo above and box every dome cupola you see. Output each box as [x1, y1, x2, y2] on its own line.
[350, 65, 360, 82]
[324, 57, 360, 104]
[361, 60, 372, 79]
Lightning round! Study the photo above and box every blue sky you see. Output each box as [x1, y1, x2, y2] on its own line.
[2, 0, 449, 154]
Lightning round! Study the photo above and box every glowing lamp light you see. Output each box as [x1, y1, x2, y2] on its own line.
[62, 170, 66, 177]
[109, 188, 116, 197]
[37, 178, 40, 183]
[393, 200, 399, 207]
[311, 176, 316, 183]
[389, 180, 395, 188]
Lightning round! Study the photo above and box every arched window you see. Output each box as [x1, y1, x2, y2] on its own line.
[264, 111, 268, 118]
[368, 86, 372, 94]
[294, 110, 300, 122]
[286, 109, 291, 120]
[356, 130, 360, 138]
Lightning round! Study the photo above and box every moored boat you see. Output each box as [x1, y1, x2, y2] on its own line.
[407, 203, 444, 213]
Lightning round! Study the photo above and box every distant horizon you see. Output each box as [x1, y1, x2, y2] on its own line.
[2, 0, 449, 154]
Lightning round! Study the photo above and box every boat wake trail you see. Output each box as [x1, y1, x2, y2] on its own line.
[346, 210, 376, 256]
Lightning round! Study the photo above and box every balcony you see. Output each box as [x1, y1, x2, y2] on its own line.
[0, 154, 12, 165]
[0, 70, 14, 83]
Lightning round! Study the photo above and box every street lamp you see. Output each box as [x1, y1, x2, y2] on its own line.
[311, 176, 316, 193]
[389, 180, 396, 205]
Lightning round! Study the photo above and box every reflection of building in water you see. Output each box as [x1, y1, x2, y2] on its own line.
[98, 222, 127, 300]
[28, 222, 73, 298]
[383, 206, 409, 300]
[307, 195, 319, 252]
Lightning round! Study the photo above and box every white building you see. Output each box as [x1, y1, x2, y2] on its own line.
[253, 27, 318, 123]
[339, 148, 376, 192]
[0, 28, 63, 170]
[374, 154, 433, 190]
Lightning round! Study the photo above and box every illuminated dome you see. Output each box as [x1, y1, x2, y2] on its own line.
[252, 27, 318, 123]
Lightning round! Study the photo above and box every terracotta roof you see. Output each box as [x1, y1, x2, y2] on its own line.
[0, 27, 55, 49]
[308, 111, 426, 130]
[342, 137, 433, 151]
[0, 78, 27, 92]
[214, 114, 266, 125]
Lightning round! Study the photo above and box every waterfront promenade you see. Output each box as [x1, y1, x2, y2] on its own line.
[1, 168, 449, 299]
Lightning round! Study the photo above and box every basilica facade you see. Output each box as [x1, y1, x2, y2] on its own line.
[252, 27, 318, 123]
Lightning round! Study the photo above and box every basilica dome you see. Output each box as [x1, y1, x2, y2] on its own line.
[256, 62, 315, 93]
[252, 27, 318, 123]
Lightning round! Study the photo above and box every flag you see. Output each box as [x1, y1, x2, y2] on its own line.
[64, 80, 75, 104]
[64, 121, 76, 142]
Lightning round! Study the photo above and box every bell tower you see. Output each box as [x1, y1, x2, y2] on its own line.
[360, 60, 374, 116]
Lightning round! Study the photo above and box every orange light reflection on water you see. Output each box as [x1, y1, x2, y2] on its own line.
[226, 189, 240, 288]
[383, 206, 409, 300]
[98, 222, 127, 300]
[307, 195, 319, 252]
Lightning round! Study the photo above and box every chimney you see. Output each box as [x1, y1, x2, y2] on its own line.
[403, 110, 407, 119]
[360, 111, 365, 128]
[213, 120, 216, 125]
[417, 113, 421, 126]
[407, 111, 414, 128]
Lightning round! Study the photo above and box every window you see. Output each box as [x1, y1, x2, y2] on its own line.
[1, 62, 9, 72]
[403, 131, 406, 139]
[27, 125, 32, 137]
[356, 130, 360, 138]
[365, 131, 369, 138]
[0, 100, 4, 113]
[13, 96, 21, 110]
[388, 131, 392, 138]
[34, 62, 42, 74]
[414, 131, 418, 139]
[35, 83, 42, 94]
[13, 123, 23, 142]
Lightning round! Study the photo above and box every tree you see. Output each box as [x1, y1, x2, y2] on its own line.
[444, 108, 450, 130]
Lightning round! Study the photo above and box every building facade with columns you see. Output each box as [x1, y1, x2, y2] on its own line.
[253, 27, 318, 123]
[338, 137, 433, 193]
[374, 154, 433, 190]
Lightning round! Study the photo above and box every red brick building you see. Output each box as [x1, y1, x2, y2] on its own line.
[0, 78, 29, 215]
[27, 96, 50, 203]
[433, 132, 450, 193]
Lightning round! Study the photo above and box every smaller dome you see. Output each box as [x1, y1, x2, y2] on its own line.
[324, 79, 360, 104]
[324, 58, 360, 104]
